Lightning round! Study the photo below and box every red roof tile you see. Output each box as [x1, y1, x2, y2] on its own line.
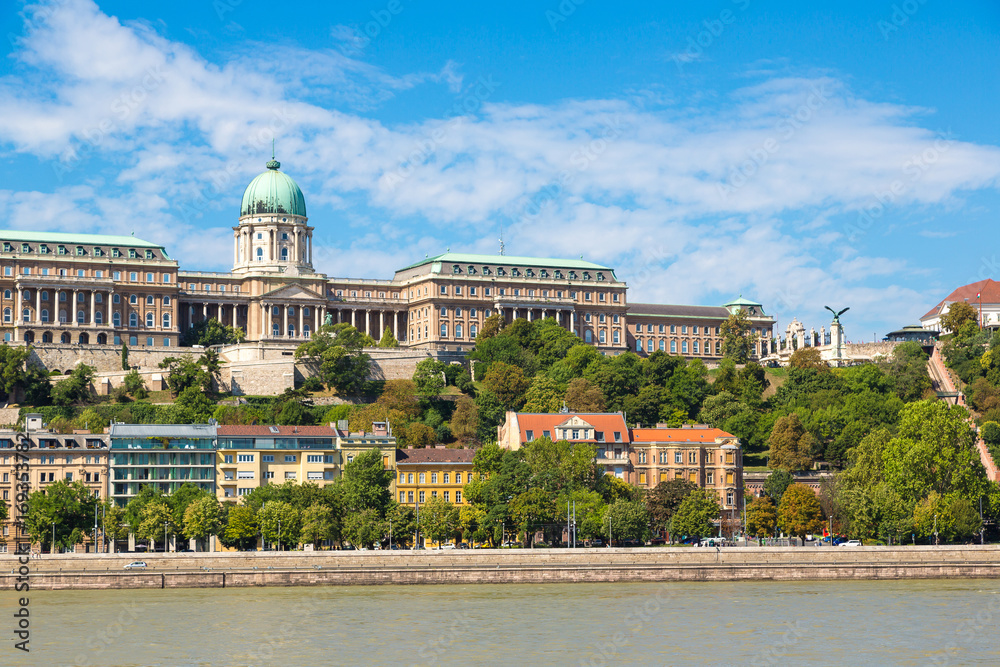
[922, 279, 1000, 321]
[513, 413, 629, 442]
[630, 426, 734, 443]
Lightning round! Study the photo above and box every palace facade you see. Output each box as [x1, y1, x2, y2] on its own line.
[0, 158, 774, 358]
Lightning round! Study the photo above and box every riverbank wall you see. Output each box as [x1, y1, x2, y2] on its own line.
[3, 546, 1000, 590]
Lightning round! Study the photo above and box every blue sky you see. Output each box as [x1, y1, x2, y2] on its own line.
[1, 0, 999, 339]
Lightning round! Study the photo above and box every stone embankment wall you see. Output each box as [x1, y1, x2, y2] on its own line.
[844, 341, 899, 360]
[3, 546, 999, 590]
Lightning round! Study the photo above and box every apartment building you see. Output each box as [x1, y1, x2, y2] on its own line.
[108, 424, 217, 506]
[395, 447, 475, 507]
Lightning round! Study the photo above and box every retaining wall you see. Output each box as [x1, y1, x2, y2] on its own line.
[3, 546, 998, 590]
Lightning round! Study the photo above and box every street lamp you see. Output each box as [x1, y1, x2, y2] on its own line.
[278, 519, 282, 552]
[51, 521, 56, 555]
[163, 521, 168, 553]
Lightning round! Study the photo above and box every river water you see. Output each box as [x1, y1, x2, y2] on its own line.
[3, 579, 999, 666]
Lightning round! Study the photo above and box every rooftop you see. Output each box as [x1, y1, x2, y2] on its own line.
[0, 229, 166, 251]
[217, 425, 338, 437]
[109, 424, 217, 439]
[921, 278, 1000, 320]
[630, 426, 736, 444]
[396, 448, 476, 464]
[396, 252, 616, 273]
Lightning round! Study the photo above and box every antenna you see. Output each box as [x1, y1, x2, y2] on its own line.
[499, 221, 505, 256]
[272, 138, 275, 160]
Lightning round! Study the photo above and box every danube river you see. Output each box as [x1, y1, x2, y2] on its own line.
[4, 580, 999, 665]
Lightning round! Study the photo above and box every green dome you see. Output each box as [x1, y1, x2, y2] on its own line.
[240, 159, 307, 217]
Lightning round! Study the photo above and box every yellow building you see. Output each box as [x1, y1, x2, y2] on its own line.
[395, 447, 475, 507]
[215, 425, 341, 500]
[0, 414, 109, 553]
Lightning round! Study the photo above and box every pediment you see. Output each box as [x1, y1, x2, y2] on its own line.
[261, 284, 325, 301]
[555, 415, 594, 429]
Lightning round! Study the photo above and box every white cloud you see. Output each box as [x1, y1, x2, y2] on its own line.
[1, 0, 999, 337]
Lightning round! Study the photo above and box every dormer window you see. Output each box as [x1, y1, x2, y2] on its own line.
[540, 270, 548, 278]
[511, 268, 520, 277]
[145, 250, 153, 259]
[39, 244, 48, 254]
[112, 248, 120, 257]
[568, 271, 577, 279]
[453, 265, 461, 274]
[583, 272, 591, 280]
[75, 246, 84, 256]
[482, 266, 491, 275]
[21, 243, 29, 253]
[497, 267, 506, 276]
[525, 269, 534, 277]
[2, 243, 10, 252]
[554, 270, 563, 279]
[467, 265, 476, 275]
[94, 247, 103, 256]
[597, 272, 605, 281]
[129, 249, 137, 258]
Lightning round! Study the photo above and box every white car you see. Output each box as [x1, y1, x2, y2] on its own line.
[838, 540, 863, 547]
[123, 561, 147, 569]
[440, 544, 456, 550]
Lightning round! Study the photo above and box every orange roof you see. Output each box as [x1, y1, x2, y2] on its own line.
[922, 279, 1000, 320]
[629, 427, 734, 444]
[514, 413, 629, 442]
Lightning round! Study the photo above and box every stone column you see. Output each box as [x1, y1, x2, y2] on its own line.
[261, 303, 268, 338]
[15, 289, 22, 327]
[351, 309, 356, 328]
[233, 305, 238, 328]
[379, 310, 384, 338]
[294, 230, 299, 264]
[90, 291, 96, 325]
[35, 289, 41, 323]
[319, 305, 326, 328]
[283, 306, 288, 337]
[365, 310, 370, 337]
[201, 303, 206, 322]
[298, 306, 304, 337]
[308, 231, 313, 265]
[571, 311, 576, 334]
[72, 290, 78, 325]
[393, 311, 399, 340]
[233, 231, 238, 266]
[218, 303, 224, 322]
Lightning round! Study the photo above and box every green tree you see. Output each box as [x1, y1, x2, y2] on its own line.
[121, 370, 148, 399]
[175, 386, 215, 422]
[222, 504, 260, 551]
[136, 500, 176, 549]
[419, 497, 459, 547]
[482, 361, 531, 411]
[669, 488, 720, 539]
[646, 479, 697, 534]
[343, 507, 383, 548]
[720, 307, 759, 363]
[300, 503, 335, 547]
[450, 397, 479, 443]
[341, 448, 394, 515]
[767, 414, 814, 472]
[789, 347, 827, 372]
[777, 484, 824, 540]
[51, 364, 95, 407]
[378, 326, 399, 348]
[763, 469, 794, 505]
[882, 342, 933, 402]
[522, 375, 565, 413]
[413, 358, 446, 396]
[605, 498, 650, 543]
[387, 501, 417, 547]
[181, 317, 246, 347]
[120, 343, 130, 371]
[510, 487, 556, 547]
[24, 480, 99, 551]
[258, 500, 301, 550]
[564, 377, 606, 412]
[745, 496, 778, 538]
[940, 301, 979, 334]
[294, 324, 372, 394]
[158, 355, 213, 396]
[183, 496, 223, 545]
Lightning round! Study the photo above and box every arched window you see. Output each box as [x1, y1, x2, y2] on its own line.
[647, 339, 653, 353]
[145, 313, 154, 328]
[21, 308, 30, 322]
[470, 324, 478, 338]
[163, 296, 171, 306]
[599, 330, 606, 343]
[129, 313, 138, 327]
[61, 333, 70, 344]
[41, 332, 51, 343]
[682, 341, 688, 354]
[2, 308, 9, 323]
[715, 341, 722, 355]
[671, 340, 677, 353]
[613, 330, 620, 344]
[113, 312, 121, 327]
[41, 291, 49, 301]
[659, 339, 665, 351]
[2, 290, 9, 299]
[95, 312, 103, 325]
[162, 313, 171, 328]
[287, 307, 295, 316]
[95, 293, 103, 304]
[455, 324, 463, 339]
[129, 295, 137, 305]
[303, 307, 310, 317]
[303, 324, 310, 338]
[634, 338, 641, 351]
[693, 341, 700, 354]
[440, 324, 448, 338]
[146, 295, 154, 305]
[280, 248, 289, 261]
[59, 291, 66, 302]
[585, 330, 593, 344]
[59, 310, 67, 323]
[77, 310, 85, 323]
[40, 309, 49, 323]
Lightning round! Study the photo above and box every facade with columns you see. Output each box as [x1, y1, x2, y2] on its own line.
[1, 159, 774, 358]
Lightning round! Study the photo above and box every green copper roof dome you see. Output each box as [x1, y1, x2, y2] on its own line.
[240, 159, 307, 218]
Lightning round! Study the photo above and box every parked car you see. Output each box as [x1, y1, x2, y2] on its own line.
[123, 561, 147, 570]
[650, 537, 668, 546]
[839, 540, 863, 547]
[440, 543, 457, 550]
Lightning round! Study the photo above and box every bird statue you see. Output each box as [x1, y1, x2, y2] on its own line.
[824, 306, 849, 323]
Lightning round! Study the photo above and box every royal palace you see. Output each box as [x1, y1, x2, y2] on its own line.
[0, 158, 775, 359]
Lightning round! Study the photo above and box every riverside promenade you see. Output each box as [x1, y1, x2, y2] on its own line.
[3, 545, 1000, 590]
